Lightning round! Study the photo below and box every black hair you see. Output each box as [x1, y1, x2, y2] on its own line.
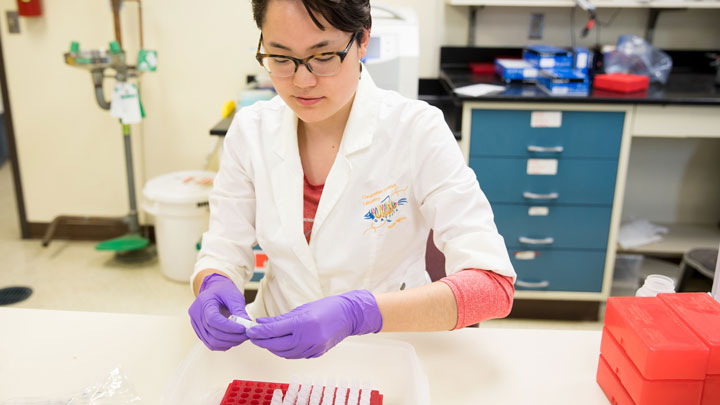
[251, 0, 371, 42]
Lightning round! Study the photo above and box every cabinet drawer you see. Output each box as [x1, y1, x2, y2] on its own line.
[471, 157, 618, 205]
[510, 249, 606, 292]
[493, 204, 612, 249]
[470, 109, 625, 159]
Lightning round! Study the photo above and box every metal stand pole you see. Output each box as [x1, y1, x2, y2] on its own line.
[122, 124, 140, 234]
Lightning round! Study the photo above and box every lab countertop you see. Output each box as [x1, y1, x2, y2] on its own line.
[0, 307, 608, 404]
[441, 68, 720, 105]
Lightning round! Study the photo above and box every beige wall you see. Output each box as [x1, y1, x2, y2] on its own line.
[2, 0, 719, 223]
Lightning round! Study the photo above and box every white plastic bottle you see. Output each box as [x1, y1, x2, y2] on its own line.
[635, 274, 676, 297]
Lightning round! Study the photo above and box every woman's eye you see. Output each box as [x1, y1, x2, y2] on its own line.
[315, 57, 334, 63]
[271, 58, 290, 64]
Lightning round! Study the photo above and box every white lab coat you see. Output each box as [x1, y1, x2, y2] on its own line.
[192, 69, 516, 319]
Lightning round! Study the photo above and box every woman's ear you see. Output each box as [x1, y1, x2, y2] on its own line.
[357, 27, 371, 60]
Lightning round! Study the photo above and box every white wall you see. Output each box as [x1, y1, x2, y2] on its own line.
[2, 0, 719, 224]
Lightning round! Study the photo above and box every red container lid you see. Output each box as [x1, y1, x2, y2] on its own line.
[597, 354, 635, 405]
[601, 327, 705, 404]
[659, 293, 720, 375]
[593, 73, 649, 93]
[469, 62, 496, 74]
[605, 296, 710, 380]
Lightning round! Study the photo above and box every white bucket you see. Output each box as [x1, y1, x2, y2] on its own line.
[142, 170, 216, 282]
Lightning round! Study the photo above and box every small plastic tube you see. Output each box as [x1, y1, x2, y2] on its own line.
[228, 314, 258, 330]
[283, 379, 300, 405]
[359, 386, 371, 405]
[297, 377, 312, 405]
[270, 389, 284, 405]
[347, 383, 360, 405]
[320, 385, 335, 405]
[333, 382, 348, 405]
[309, 385, 322, 405]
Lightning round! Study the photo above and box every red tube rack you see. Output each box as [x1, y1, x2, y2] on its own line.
[220, 379, 383, 405]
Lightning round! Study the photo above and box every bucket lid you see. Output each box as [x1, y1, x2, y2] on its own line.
[143, 170, 216, 204]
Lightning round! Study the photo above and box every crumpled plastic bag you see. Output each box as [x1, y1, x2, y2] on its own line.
[604, 35, 673, 84]
[1, 366, 141, 405]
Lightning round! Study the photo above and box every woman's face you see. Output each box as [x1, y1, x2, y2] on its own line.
[261, 0, 369, 125]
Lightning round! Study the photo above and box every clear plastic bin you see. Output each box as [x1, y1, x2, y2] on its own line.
[612, 254, 644, 296]
[161, 336, 431, 405]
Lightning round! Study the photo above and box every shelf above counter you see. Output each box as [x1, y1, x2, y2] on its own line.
[446, 0, 720, 8]
[618, 223, 720, 258]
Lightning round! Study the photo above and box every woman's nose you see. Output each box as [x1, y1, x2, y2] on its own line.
[293, 63, 317, 88]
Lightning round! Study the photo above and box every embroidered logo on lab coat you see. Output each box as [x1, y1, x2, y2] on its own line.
[362, 184, 408, 235]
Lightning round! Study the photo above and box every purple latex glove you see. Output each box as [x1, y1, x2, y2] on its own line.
[246, 290, 383, 359]
[188, 273, 251, 351]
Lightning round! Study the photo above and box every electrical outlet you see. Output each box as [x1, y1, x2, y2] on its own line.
[529, 13, 544, 40]
[6, 11, 20, 34]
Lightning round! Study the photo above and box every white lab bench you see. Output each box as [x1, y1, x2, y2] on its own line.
[0, 307, 609, 404]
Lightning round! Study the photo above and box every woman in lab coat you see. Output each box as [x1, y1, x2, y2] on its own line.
[188, 0, 517, 359]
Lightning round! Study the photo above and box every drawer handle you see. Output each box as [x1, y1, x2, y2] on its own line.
[519, 236, 555, 245]
[516, 280, 550, 289]
[527, 145, 564, 153]
[523, 192, 559, 200]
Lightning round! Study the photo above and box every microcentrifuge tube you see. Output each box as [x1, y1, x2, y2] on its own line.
[359, 389, 371, 405]
[347, 383, 360, 405]
[309, 385, 322, 405]
[333, 383, 348, 405]
[320, 385, 335, 405]
[270, 389, 284, 405]
[283, 380, 300, 405]
[297, 379, 312, 405]
[228, 314, 258, 330]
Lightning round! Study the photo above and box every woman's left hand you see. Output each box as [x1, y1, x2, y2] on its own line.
[246, 290, 383, 359]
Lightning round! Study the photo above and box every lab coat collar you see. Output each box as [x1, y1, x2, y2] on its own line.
[271, 64, 379, 160]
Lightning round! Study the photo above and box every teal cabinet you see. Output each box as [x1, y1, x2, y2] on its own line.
[469, 108, 624, 294]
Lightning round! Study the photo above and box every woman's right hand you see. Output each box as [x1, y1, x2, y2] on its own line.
[188, 273, 252, 351]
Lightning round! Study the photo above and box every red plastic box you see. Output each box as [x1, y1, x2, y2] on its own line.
[600, 326, 704, 404]
[702, 375, 720, 405]
[658, 293, 720, 375]
[604, 296, 710, 380]
[593, 73, 649, 93]
[659, 293, 720, 405]
[596, 354, 635, 405]
[220, 379, 383, 405]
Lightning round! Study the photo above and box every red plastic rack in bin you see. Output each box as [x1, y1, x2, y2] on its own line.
[604, 296, 710, 380]
[220, 379, 383, 405]
[597, 354, 635, 405]
[600, 326, 704, 404]
[593, 73, 649, 93]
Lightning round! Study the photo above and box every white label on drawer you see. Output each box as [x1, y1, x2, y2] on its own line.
[531, 111, 562, 128]
[529, 206, 549, 216]
[514, 251, 538, 260]
[527, 159, 558, 175]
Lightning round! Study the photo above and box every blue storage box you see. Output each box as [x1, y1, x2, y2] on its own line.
[536, 69, 590, 96]
[494, 59, 538, 83]
[523, 45, 574, 70]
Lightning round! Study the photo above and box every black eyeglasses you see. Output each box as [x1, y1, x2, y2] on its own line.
[255, 32, 358, 77]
